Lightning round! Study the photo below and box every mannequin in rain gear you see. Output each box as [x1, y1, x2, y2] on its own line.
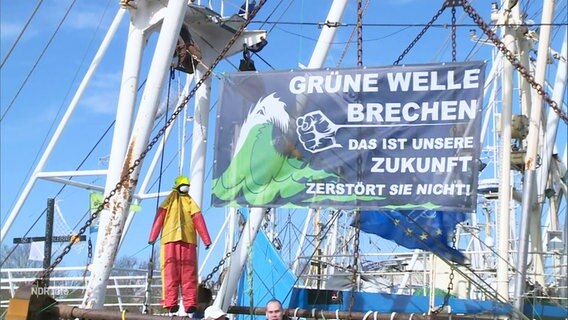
[148, 176, 212, 314]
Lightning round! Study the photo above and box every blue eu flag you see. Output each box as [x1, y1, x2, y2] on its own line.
[357, 210, 467, 264]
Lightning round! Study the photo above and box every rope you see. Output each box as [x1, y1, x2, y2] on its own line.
[0, 0, 45, 69]
[1, 22, 123, 270]
[1, 0, 79, 122]
[142, 66, 174, 315]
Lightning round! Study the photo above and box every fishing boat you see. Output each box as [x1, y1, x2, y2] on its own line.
[0, 0, 566, 319]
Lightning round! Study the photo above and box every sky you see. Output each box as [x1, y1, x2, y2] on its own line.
[1, 0, 567, 281]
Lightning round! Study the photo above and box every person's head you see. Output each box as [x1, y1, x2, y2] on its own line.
[203, 305, 226, 320]
[265, 299, 283, 320]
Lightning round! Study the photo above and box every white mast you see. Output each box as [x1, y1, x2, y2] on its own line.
[83, 0, 189, 308]
[545, 32, 567, 299]
[214, 0, 349, 310]
[496, 0, 515, 300]
[189, 65, 211, 208]
[513, 0, 556, 315]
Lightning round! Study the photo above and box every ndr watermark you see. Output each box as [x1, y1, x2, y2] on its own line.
[31, 286, 69, 296]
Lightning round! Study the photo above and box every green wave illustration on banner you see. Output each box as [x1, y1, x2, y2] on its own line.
[212, 123, 339, 206]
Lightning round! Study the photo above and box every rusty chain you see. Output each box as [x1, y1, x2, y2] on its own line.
[201, 208, 271, 286]
[451, 5, 457, 62]
[33, 0, 268, 286]
[356, 0, 363, 67]
[433, 3, 459, 313]
[87, 238, 92, 260]
[348, 3, 364, 317]
[393, 5, 446, 65]
[201, 209, 270, 285]
[348, 210, 361, 319]
[461, 0, 567, 123]
[431, 228, 458, 314]
[201, 243, 238, 286]
[393, 0, 567, 124]
[336, 0, 370, 68]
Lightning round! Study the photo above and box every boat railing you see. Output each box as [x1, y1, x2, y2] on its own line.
[1, 254, 565, 309]
[295, 250, 568, 304]
[0, 265, 163, 311]
[192, 0, 255, 19]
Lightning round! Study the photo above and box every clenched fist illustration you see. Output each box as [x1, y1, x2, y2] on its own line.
[296, 111, 341, 153]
